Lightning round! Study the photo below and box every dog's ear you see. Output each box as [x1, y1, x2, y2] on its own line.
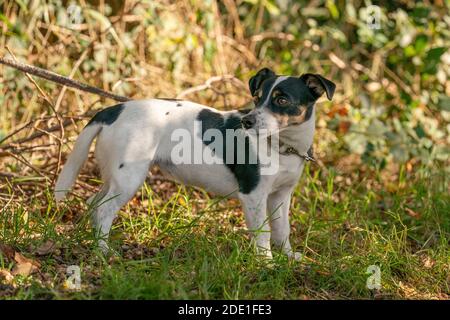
[300, 74, 336, 100]
[249, 68, 276, 96]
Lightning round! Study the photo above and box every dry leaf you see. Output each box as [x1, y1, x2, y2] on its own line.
[36, 240, 56, 256]
[178, 197, 187, 206]
[12, 263, 36, 276]
[14, 252, 40, 266]
[12, 252, 40, 276]
[0, 269, 14, 283]
[338, 121, 351, 134]
[327, 104, 349, 118]
[316, 269, 331, 276]
[420, 254, 435, 269]
[398, 281, 419, 298]
[398, 281, 438, 299]
[405, 207, 420, 219]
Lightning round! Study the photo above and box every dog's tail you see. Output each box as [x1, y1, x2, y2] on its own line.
[54, 124, 102, 202]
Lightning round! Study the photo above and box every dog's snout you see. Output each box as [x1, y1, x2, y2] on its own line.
[241, 114, 256, 129]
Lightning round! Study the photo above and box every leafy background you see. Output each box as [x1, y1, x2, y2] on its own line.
[1, 0, 449, 170]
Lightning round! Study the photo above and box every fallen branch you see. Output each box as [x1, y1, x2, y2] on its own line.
[0, 56, 130, 102]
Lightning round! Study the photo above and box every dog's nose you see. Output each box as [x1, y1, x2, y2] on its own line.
[241, 114, 256, 129]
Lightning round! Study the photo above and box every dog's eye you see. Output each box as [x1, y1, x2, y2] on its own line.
[275, 97, 289, 106]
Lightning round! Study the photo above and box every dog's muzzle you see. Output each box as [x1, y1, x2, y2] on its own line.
[241, 114, 256, 129]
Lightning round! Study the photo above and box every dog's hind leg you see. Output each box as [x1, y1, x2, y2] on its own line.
[90, 160, 150, 252]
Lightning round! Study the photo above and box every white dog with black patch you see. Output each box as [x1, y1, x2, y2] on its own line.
[55, 68, 335, 260]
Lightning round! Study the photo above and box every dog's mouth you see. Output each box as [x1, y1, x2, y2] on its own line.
[241, 125, 280, 140]
[239, 114, 278, 138]
[239, 108, 310, 137]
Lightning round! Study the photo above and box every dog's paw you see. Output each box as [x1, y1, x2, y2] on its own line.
[256, 250, 276, 269]
[255, 247, 273, 261]
[287, 251, 302, 261]
[98, 239, 111, 254]
[258, 251, 273, 261]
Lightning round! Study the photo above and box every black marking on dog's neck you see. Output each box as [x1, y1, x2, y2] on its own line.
[304, 102, 315, 122]
[196, 109, 260, 194]
[87, 103, 124, 126]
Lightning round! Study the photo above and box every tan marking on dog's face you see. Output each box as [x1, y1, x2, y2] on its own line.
[253, 89, 263, 104]
[269, 106, 308, 128]
[257, 89, 263, 99]
[271, 89, 282, 99]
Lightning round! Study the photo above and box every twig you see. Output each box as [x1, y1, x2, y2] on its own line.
[54, 49, 90, 111]
[0, 172, 21, 178]
[212, 0, 228, 75]
[176, 75, 249, 99]
[0, 56, 130, 102]
[6, 47, 66, 183]
[222, 36, 258, 66]
[250, 32, 295, 42]
[356, 48, 416, 97]
[0, 111, 96, 151]
[4, 151, 47, 179]
[0, 115, 51, 145]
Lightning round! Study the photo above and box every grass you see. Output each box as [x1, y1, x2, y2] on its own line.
[1, 165, 448, 300]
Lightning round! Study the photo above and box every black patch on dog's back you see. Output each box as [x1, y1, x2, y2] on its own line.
[197, 109, 260, 194]
[87, 103, 124, 126]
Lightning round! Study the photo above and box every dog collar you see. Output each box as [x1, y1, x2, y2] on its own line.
[266, 136, 315, 162]
[280, 144, 316, 162]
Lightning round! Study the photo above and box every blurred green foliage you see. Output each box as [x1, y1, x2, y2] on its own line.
[0, 0, 449, 172]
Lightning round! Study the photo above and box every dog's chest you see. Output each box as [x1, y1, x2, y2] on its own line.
[271, 156, 305, 191]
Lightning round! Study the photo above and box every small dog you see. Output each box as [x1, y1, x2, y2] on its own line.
[55, 68, 335, 260]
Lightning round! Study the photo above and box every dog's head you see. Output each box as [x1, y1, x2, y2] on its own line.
[241, 68, 336, 133]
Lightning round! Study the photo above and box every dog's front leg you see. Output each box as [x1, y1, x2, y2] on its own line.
[238, 192, 272, 259]
[267, 189, 301, 260]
